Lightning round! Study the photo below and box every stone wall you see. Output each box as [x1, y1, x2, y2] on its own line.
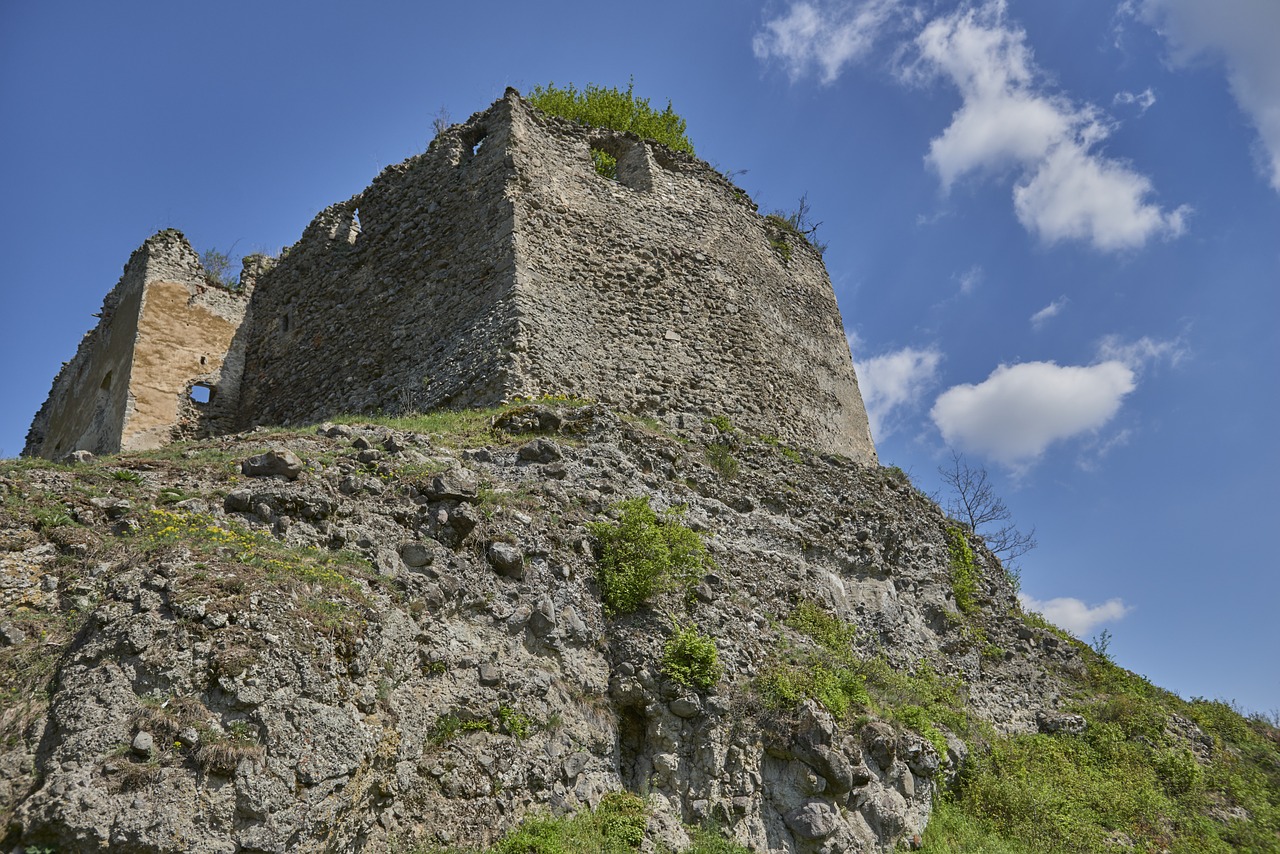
[233, 105, 524, 428]
[23, 231, 249, 458]
[505, 96, 876, 460]
[234, 91, 876, 462]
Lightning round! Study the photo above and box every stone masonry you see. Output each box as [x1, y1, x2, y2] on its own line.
[27, 90, 877, 463]
[23, 230, 250, 458]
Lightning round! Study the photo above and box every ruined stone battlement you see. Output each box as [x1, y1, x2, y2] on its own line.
[23, 230, 250, 458]
[26, 89, 877, 463]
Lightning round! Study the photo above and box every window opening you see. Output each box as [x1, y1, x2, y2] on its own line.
[190, 383, 213, 405]
[100, 371, 112, 390]
[590, 145, 618, 181]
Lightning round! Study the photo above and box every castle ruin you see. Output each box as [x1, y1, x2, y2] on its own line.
[24, 89, 877, 463]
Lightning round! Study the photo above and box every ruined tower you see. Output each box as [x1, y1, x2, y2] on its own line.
[23, 231, 250, 458]
[27, 90, 877, 463]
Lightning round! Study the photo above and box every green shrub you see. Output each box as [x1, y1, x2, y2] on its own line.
[528, 80, 694, 155]
[594, 791, 648, 849]
[684, 825, 754, 854]
[587, 497, 709, 613]
[704, 415, 734, 433]
[200, 247, 239, 289]
[786, 601, 857, 656]
[945, 526, 978, 616]
[896, 704, 949, 763]
[759, 659, 869, 721]
[661, 622, 721, 691]
[705, 444, 739, 480]
[591, 147, 618, 180]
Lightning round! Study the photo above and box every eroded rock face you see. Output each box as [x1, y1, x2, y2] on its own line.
[0, 404, 1079, 853]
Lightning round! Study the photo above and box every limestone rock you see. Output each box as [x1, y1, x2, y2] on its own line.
[488, 542, 524, 578]
[1036, 710, 1088, 736]
[241, 448, 304, 480]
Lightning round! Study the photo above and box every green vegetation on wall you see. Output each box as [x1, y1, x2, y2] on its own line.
[661, 621, 722, 691]
[587, 497, 709, 613]
[945, 526, 978, 616]
[527, 80, 695, 156]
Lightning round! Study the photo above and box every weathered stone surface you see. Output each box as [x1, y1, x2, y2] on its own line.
[3, 401, 1078, 854]
[241, 448, 305, 480]
[785, 800, 840, 839]
[1036, 710, 1088, 736]
[23, 229, 249, 458]
[426, 472, 479, 503]
[26, 92, 877, 465]
[399, 542, 434, 568]
[488, 542, 524, 578]
[517, 438, 562, 464]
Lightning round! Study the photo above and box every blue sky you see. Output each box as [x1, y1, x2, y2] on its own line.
[2, 1, 1276, 713]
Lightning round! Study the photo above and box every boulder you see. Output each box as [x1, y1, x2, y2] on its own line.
[241, 448, 304, 480]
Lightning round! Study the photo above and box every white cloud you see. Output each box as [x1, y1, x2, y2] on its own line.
[753, 0, 904, 84]
[1013, 143, 1190, 249]
[957, 265, 983, 295]
[1030, 296, 1068, 328]
[1142, 0, 1280, 193]
[1019, 594, 1132, 636]
[853, 344, 943, 440]
[1114, 87, 1157, 113]
[1096, 333, 1188, 369]
[930, 360, 1136, 467]
[911, 1, 1187, 250]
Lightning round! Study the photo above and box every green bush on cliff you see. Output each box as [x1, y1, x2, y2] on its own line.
[587, 497, 708, 613]
[527, 80, 695, 155]
[661, 621, 722, 691]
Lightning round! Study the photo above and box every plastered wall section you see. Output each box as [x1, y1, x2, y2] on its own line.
[23, 231, 248, 458]
[234, 99, 524, 429]
[504, 98, 877, 462]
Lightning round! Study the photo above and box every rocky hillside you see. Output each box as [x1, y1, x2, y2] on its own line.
[1, 401, 1276, 853]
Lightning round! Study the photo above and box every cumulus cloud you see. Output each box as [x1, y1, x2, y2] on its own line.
[752, 0, 905, 84]
[910, 1, 1187, 250]
[853, 343, 943, 440]
[930, 360, 1136, 467]
[1030, 296, 1068, 328]
[1019, 594, 1132, 636]
[1012, 143, 1189, 249]
[1141, 0, 1280, 193]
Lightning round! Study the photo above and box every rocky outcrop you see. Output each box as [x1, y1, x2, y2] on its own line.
[1, 403, 1079, 852]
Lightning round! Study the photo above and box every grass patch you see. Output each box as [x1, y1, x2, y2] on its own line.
[138, 508, 366, 592]
[929, 645, 1280, 852]
[431, 705, 538, 744]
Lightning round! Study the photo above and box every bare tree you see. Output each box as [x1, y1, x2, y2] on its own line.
[431, 107, 452, 139]
[938, 450, 1037, 567]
